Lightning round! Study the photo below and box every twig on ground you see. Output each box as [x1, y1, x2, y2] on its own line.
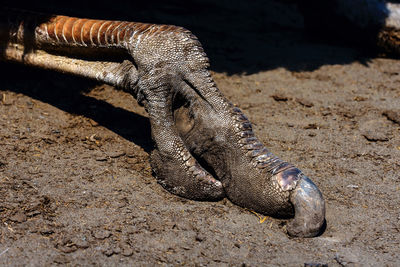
[0, 248, 9, 257]
[245, 208, 268, 223]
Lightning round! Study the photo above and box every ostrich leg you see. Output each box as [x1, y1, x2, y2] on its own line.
[0, 8, 325, 237]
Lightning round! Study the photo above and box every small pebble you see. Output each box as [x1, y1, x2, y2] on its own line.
[93, 229, 111, 240]
[360, 120, 390, 142]
[95, 156, 108, 162]
[108, 151, 126, 158]
[103, 248, 114, 257]
[383, 110, 400, 124]
[122, 247, 134, 257]
[71, 236, 89, 248]
[40, 228, 54, 236]
[195, 233, 206, 242]
[10, 212, 27, 223]
[304, 123, 318, 129]
[296, 98, 314, 107]
[271, 93, 289, 102]
[53, 255, 70, 264]
[58, 245, 77, 254]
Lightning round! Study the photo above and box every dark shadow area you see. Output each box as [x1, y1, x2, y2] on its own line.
[1, 0, 395, 153]
[0, 61, 153, 152]
[3, 0, 394, 74]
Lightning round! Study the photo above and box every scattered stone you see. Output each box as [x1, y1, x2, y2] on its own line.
[122, 247, 134, 257]
[95, 156, 108, 162]
[271, 93, 289, 102]
[341, 110, 356, 119]
[53, 255, 70, 264]
[42, 137, 55, 144]
[360, 120, 390, 142]
[383, 110, 400, 125]
[71, 236, 89, 249]
[296, 98, 314, 107]
[118, 242, 134, 256]
[113, 247, 121, 254]
[321, 110, 331, 116]
[89, 119, 99, 127]
[195, 233, 206, 242]
[103, 248, 114, 257]
[147, 220, 162, 232]
[51, 129, 61, 134]
[26, 101, 34, 108]
[26, 210, 41, 217]
[334, 253, 359, 266]
[362, 132, 389, 142]
[354, 96, 368, 102]
[57, 242, 78, 253]
[304, 123, 318, 129]
[1, 93, 13, 106]
[108, 151, 126, 158]
[93, 229, 111, 240]
[61, 246, 77, 253]
[126, 153, 137, 158]
[101, 245, 122, 257]
[9, 212, 27, 223]
[28, 166, 41, 174]
[40, 228, 54, 236]
[89, 134, 100, 142]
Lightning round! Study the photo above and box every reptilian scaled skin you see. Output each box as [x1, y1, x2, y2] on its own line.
[0, 8, 325, 237]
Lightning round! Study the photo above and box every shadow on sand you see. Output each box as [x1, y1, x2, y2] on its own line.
[1, 0, 393, 152]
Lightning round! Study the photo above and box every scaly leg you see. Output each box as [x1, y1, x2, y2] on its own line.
[0, 8, 325, 237]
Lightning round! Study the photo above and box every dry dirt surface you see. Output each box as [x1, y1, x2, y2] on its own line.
[1, 1, 400, 266]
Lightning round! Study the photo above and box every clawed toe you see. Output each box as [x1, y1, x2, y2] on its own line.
[150, 149, 225, 201]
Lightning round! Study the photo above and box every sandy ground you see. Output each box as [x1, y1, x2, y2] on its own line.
[1, 1, 400, 266]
